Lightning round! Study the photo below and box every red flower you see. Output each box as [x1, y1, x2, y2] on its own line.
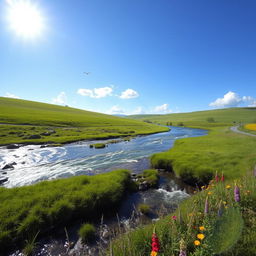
[151, 233, 160, 252]
[172, 215, 177, 220]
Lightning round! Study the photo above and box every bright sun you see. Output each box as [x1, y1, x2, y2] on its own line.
[6, 0, 45, 39]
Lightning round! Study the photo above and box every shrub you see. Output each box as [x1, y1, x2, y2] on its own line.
[138, 204, 151, 215]
[78, 223, 96, 244]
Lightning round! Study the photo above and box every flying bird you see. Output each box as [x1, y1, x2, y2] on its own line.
[83, 72, 91, 75]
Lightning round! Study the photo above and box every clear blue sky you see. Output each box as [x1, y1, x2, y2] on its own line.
[1, 0, 256, 115]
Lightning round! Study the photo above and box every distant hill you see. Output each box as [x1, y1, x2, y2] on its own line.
[129, 108, 256, 127]
[0, 97, 168, 145]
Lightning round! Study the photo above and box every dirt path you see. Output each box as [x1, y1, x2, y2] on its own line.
[230, 126, 256, 137]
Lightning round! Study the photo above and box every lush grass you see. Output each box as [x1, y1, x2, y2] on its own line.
[0, 97, 169, 145]
[129, 107, 256, 127]
[0, 170, 131, 253]
[89, 143, 106, 149]
[151, 126, 256, 184]
[111, 173, 256, 256]
[78, 223, 96, 244]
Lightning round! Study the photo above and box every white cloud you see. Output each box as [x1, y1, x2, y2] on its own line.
[107, 105, 125, 115]
[154, 103, 172, 114]
[243, 96, 256, 107]
[4, 92, 20, 99]
[209, 91, 256, 108]
[77, 87, 113, 98]
[132, 106, 144, 115]
[120, 89, 139, 99]
[52, 92, 67, 105]
[209, 91, 242, 108]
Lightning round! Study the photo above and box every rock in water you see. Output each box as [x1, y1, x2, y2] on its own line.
[6, 144, 20, 149]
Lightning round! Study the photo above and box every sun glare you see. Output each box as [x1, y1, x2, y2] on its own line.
[6, 0, 45, 39]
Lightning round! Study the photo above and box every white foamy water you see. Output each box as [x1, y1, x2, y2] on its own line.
[0, 127, 207, 187]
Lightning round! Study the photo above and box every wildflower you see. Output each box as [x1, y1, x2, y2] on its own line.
[221, 172, 225, 182]
[172, 215, 177, 220]
[197, 234, 205, 240]
[207, 191, 213, 195]
[234, 184, 240, 202]
[179, 238, 187, 256]
[204, 197, 209, 214]
[226, 185, 231, 189]
[151, 232, 160, 255]
[194, 240, 200, 246]
[199, 226, 205, 231]
[215, 171, 219, 182]
[223, 201, 227, 205]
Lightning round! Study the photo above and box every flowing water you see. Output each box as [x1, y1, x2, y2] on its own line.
[2, 126, 207, 256]
[0, 126, 207, 188]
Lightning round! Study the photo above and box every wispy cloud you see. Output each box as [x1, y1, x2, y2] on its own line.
[106, 105, 125, 115]
[77, 86, 113, 98]
[52, 92, 67, 105]
[154, 103, 172, 114]
[4, 92, 20, 99]
[120, 89, 139, 99]
[209, 91, 256, 108]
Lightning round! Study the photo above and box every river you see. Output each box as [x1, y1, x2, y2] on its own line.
[0, 126, 207, 188]
[3, 126, 207, 256]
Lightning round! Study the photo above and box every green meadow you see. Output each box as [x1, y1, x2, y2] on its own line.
[0, 170, 131, 253]
[130, 107, 256, 127]
[108, 107, 256, 256]
[130, 108, 256, 183]
[0, 97, 169, 145]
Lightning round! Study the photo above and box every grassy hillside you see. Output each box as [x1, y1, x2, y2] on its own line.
[129, 107, 256, 127]
[0, 97, 168, 145]
[0, 170, 131, 253]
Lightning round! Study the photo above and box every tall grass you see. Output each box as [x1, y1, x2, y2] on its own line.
[110, 172, 256, 256]
[151, 127, 256, 184]
[0, 170, 131, 253]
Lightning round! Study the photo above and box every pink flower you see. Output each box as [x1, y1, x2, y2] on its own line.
[234, 185, 240, 202]
[172, 215, 177, 220]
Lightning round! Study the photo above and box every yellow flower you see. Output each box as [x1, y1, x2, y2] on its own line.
[223, 201, 227, 205]
[194, 240, 201, 246]
[151, 251, 157, 256]
[207, 191, 213, 195]
[197, 234, 205, 240]
[226, 185, 231, 189]
[199, 226, 205, 231]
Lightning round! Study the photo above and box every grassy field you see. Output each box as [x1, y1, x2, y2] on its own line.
[129, 107, 256, 127]
[0, 169, 131, 253]
[129, 108, 256, 184]
[0, 97, 168, 145]
[151, 126, 256, 184]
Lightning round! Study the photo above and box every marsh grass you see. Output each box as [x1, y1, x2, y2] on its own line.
[0, 170, 131, 253]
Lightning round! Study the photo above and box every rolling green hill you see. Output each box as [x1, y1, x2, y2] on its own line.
[129, 107, 256, 127]
[0, 97, 168, 145]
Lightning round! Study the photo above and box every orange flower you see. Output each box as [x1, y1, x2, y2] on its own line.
[194, 240, 200, 246]
[207, 191, 213, 195]
[197, 234, 205, 240]
[151, 251, 157, 256]
[199, 226, 205, 231]
[226, 185, 231, 189]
